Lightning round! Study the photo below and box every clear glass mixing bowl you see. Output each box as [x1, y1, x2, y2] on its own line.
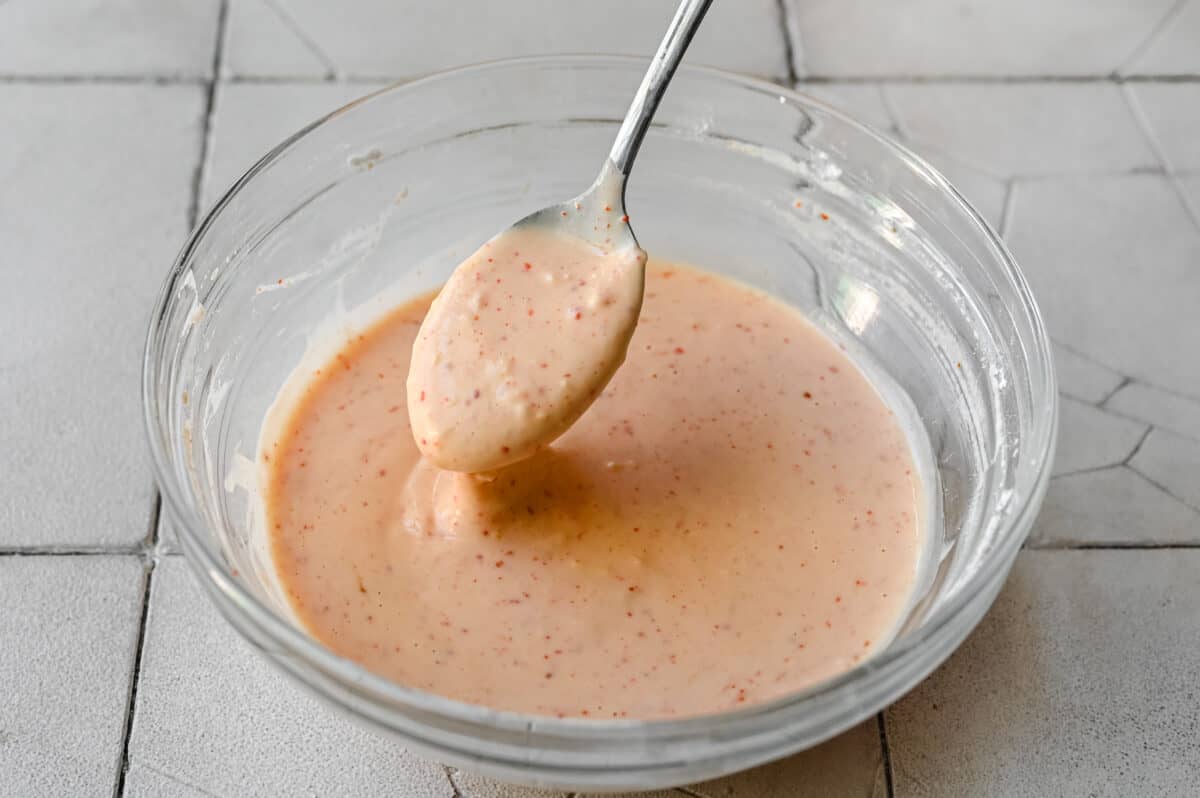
[143, 56, 1057, 790]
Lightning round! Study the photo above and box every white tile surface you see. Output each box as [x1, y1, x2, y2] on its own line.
[225, 0, 788, 80]
[123, 763, 214, 798]
[1053, 342, 1126, 404]
[0, 84, 204, 549]
[1130, 428, 1200, 510]
[885, 83, 1157, 176]
[1107, 381, 1200, 441]
[1005, 174, 1200, 398]
[127, 557, 456, 796]
[223, 0, 333, 79]
[577, 792, 680, 798]
[0, 556, 145, 796]
[203, 81, 388, 210]
[887, 550, 1200, 795]
[687, 721, 886, 797]
[786, 0, 1176, 77]
[1181, 173, 1200, 221]
[1124, 0, 1200, 76]
[0, 0, 220, 77]
[450, 771, 568, 798]
[1053, 397, 1147, 477]
[1131, 83, 1200, 171]
[1032, 466, 1199, 545]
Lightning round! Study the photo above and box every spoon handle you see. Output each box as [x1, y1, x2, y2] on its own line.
[608, 0, 714, 177]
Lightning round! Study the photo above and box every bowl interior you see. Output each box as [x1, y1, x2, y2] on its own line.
[146, 57, 1055, 785]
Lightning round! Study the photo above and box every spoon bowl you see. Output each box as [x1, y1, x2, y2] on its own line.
[407, 0, 713, 473]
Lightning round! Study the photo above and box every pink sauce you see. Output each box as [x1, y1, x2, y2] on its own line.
[408, 227, 645, 473]
[262, 260, 924, 719]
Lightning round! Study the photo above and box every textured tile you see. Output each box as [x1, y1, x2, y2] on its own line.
[1031, 466, 1199, 545]
[1053, 397, 1147, 477]
[0, 0, 220, 77]
[1130, 428, 1200, 510]
[0, 84, 205, 548]
[0, 556, 145, 796]
[127, 557, 455, 796]
[786, 0, 1175, 77]
[1131, 83, 1200, 171]
[687, 721, 885, 797]
[203, 81, 387, 210]
[1124, 0, 1200, 76]
[225, 0, 788, 80]
[1107, 381, 1200, 441]
[1053, 342, 1126, 404]
[885, 83, 1157, 177]
[451, 771, 568, 798]
[576, 787, 681, 792]
[223, 0, 333, 78]
[1005, 174, 1200, 397]
[887, 550, 1200, 795]
[1181, 173, 1200, 220]
[795, 82, 895, 133]
[123, 763, 213, 798]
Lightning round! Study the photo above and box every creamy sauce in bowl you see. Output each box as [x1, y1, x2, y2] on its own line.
[261, 260, 925, 719]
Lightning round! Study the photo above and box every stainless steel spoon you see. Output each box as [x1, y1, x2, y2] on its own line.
[516, 0, 714, 250]
[408, 0, 714, 473]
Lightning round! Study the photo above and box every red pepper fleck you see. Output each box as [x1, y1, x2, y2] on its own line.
[495, 560, 505, 568]
[803, 391, 813, 399]
[620, 214, 630, 223]
[674, 346, 685, 354]
[820, 212, 830, 221]
[501, 446, 510, 454]
[524, 262, 532, 271]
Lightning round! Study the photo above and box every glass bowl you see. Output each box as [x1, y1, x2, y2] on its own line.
[143, 56, 1056, 790]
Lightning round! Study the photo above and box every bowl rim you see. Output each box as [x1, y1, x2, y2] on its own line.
[143, 53, 1058, 738]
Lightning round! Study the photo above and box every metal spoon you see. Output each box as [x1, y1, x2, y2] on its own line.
[408, 0, 714, 473]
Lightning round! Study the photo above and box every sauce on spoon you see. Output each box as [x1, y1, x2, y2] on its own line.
[408, 226, 646, 473]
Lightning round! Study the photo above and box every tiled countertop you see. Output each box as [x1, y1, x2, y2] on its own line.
[3, 1, 1199, 795]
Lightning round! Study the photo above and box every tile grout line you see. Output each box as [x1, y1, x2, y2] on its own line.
[1098, 376, 1134, 407]
[0, 547, 144, 556]
[1122, 426, 1155, 466]
[1027, 541, 1200, 551]
[876, 84, 906, 137]
[187, 0, 231, 232]
[114, 4, 230, 795]
[1128, 462, 1200, 514]
[877, 712, 897, 797]
[0, 73, 208, 84]
[1121, 81, 1200, 230]
[260, 0, 340, 80]
[997, 178, 1018, 238]
[111, 557, 156, 798]
[1, 73, 1200, 87]
[775, 0, 801, 83]
[1113, 0, 1192, 77]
